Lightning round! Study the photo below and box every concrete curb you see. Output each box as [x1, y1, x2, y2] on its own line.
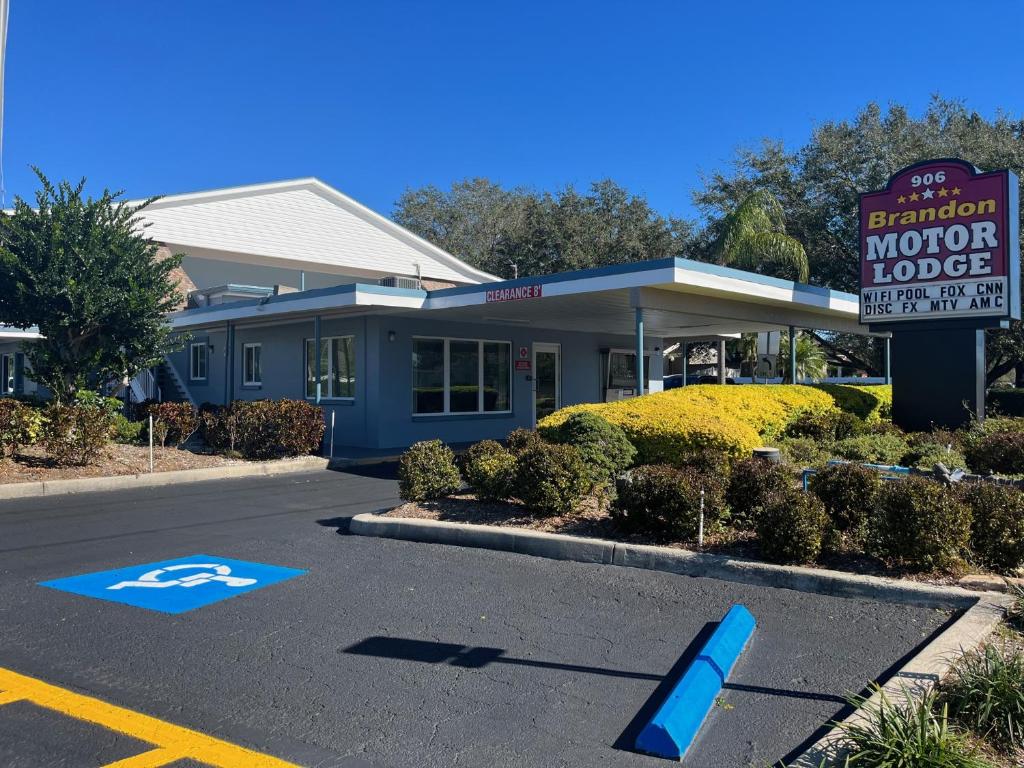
[787, 593, 1011, 767]
[0, 456, 330, 501]
[348, 514, 984, 609]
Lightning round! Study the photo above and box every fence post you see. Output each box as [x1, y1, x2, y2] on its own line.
[148, 414, 154, 473]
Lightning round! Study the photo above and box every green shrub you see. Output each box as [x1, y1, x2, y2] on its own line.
[832, 432, 910, 465]
[963, 431, 1024, 475]
[755, 487, 828, 564]
[0, 398, 41, 459]
[230, 399, 325, 460]
[674, 446, 734, 476]
[808, 463, 881, 544]
[836, 685, 992, 768]
[813, 383, 893, 421]
[785, 409, 864, 441]
[776, 436, 832, 467]
[944, 642, 1024, 753]
[41, 390, 119, 466]
[868, 477, 973, 573]
[725, 457, 794, 530]
[957, 483, 1024, 574]
[199, 404, 239, 452]
[987, 388, 1024, 417]
[146, 401, 198, 448]
[506, 427, 544, 456]
[541, 411, 636, 487]
[398, 440, 461, 501]
[110, 413, 144, 444]
[461, 440, 516, 501]
[514, 441, 589, 517]
[614, 464, 725, 542]
[904, 443, 969, 472]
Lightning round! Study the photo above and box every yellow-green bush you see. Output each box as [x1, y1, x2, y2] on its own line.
[539, 385, 837, 463]
[813, 384, 892, 422]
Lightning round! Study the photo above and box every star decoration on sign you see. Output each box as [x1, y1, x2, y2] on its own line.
[909, 191, 920, 202]
[921, 187, 935, 199]
[897, 195, 906, 204]
[951, 187, 962, 196]
[937, 187, 949, 198]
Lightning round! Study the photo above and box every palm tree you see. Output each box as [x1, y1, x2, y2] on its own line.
[778, 332, 827, 382]
[713, 190, 809, 282]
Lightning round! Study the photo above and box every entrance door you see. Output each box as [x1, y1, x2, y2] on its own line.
[532, 343, 561, 425]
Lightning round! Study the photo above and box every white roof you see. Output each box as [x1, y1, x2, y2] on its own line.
[134, 178, 497, 285]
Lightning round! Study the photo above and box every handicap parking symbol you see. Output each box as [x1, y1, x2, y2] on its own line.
[40, 555, 305, 614]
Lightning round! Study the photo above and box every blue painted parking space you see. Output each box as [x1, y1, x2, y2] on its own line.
[39, 554, 305, 614]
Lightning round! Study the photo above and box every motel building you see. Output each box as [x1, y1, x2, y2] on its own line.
[0, 178, 875, 458]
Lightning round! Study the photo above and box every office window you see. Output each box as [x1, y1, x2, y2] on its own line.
[190, 343, 208, 381]
[305, 336, 355, 399]
[412, 338, 512, 415]
[243, 343, 262, 386]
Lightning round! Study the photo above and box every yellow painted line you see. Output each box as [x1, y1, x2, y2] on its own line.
[0, 689, 24, 705]
[0, 666, 302, 768]
[101, 747, 185, 768]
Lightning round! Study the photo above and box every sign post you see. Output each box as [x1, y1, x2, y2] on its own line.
[859, 159, 1020, 430]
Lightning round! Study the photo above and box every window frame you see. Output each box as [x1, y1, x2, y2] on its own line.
[304, 335, 356, 401]
[412, 336, 513, 416]
[189, 342, 208, 382]
[1, 353, 13, 394]
[242, 343, 262, 387]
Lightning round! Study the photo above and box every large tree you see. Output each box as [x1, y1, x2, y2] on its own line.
[692, 97, 1024, 382]
[0, 171, 183, 400]
[394, 178, 693, 278]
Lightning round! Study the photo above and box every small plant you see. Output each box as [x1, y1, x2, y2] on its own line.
[398, 440, 461, 501]
[785, 410, 864, 442]
[835, 685, 992, 768]
[833, 432, 910, 466]
[808, 463, 881, 546]
[1008, 582, 1024, 633]
[755, 487, 828, 564]
[943, 642, 1024, 754]
[110, 413, 144, 444]
[146, 401, 199, 448]
[776, 436, 832, 467]
[461, 440, 516, 501]
[514, 441, 589, 517]
[868, 477, 972, 573]
[905, 443, 969, 472]
[226, 399, 325, 459]
[725, 457, 794, 530]
[41, 390, 120, 466]
[964, 431, 1024, 475]
[0, 398, 41, 459]
[541, 411, 636, 487]
[957, 483, 1024, 575]
[614, 464, 725, 542]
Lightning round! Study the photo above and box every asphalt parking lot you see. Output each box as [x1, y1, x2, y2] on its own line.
[0, 467, 954, 768]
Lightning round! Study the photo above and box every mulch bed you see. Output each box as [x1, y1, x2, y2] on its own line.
[0, 443, 244, 485]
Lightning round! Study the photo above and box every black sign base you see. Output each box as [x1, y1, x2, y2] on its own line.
[889, 326, 985, 431]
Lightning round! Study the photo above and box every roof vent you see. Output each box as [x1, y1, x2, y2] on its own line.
[378, 275, 421, 290]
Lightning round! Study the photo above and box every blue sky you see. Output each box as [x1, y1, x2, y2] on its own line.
[4, 1, 1022, 222]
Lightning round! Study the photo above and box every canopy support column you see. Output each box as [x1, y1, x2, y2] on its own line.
[884, 336, 892, 385]
[635, 307, 645, 396]
[314, 315, 322, 404]
[682, 343, 688, 386]
[789, 326, 798, 384]
[717, 339, 726, 384]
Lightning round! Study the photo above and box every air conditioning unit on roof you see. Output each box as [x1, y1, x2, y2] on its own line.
[378, 275, 421, 290]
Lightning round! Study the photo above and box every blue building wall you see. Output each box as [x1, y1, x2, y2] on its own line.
[174, 312, 664, 453]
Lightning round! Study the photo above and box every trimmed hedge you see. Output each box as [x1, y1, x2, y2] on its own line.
[199, 399, 325, 459]
[812, 384, 892, 422]
[398, 440, 461, 501]
[958, 483, 1024, 574]
[615, 464, 726, 541]
[514, 441, 589, 516]
[41, 391, 120, 466]
[725, 457, 794, 530]
[540, 411, 636, 487]
[867, 476, 972, 573]
[756, 487, 829, 564]
[808, 462, 880, 544]
[147, 401, 198, 448]
[539, 384, 837, 463]
[963, 431, 1024, 475]
[461, 440, 516, 501]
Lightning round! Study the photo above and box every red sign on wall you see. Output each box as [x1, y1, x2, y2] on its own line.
[859, 159, 1019, 324]
[485, 285, 543, 303]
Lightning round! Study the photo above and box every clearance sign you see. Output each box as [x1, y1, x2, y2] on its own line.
[859, 159, 1019, 324]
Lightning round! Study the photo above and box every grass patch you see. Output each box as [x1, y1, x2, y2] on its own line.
[943, 642, 1024, 754]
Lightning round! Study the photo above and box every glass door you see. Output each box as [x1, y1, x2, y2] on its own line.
[532, 343, 561, 425]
